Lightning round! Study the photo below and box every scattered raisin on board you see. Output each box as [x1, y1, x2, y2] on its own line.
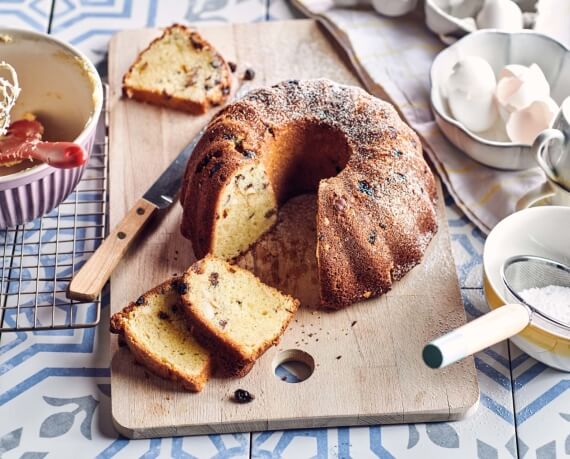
[233, 389, 254, 403]
[243, 68, 255, 81]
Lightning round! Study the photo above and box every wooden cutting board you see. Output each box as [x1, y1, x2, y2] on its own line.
[108, 20, 479, 439]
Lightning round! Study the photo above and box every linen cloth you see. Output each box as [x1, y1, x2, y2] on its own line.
[293, 0, 548, 234]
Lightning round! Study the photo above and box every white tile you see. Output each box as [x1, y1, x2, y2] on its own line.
[511, 342, 570, 458]
[50, 0, 267, 65]
[0, 0, 52, 33]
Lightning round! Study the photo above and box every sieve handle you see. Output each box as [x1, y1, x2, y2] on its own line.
[423, 303, 531, 369]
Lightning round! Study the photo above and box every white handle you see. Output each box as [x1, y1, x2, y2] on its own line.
[533, 128, 565, 183]
[423, 303, 531, 369]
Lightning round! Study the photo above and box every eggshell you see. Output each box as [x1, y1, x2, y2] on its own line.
[476, 0, 523, 30]
[506, 98, 559, 144]
[499, 64, 528, 81]
[495, 63, 550, 119]
[446, 56, 498, 132]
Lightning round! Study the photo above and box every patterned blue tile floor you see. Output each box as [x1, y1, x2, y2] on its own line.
[0, 1, 567, 457]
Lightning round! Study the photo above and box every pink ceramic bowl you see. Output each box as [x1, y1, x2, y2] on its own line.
[0, 28, 103, 228]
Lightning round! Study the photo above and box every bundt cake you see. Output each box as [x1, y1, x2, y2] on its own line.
[180, 79, 438, 309]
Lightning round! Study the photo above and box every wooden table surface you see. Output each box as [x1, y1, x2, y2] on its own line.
[0, 1, 569, 458]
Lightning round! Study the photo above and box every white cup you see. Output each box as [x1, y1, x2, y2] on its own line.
[517, 98, 570, 210]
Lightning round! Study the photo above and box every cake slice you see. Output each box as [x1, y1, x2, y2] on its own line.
[181, 255, 300, 377]
[110, 278, 212, 392]
[122, 23, 232, 114]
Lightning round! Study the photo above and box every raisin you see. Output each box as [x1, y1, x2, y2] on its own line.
[392, 149, 402, 157]
[379, 222, 387, 230]
[196, 150, 222, 173]
[209, 162, 223, 177]
[368, 230, 377, 245]
[336, 355, 342, 360]
[357, 180, 374, 196]
[264, 208, 276, 219]
[243, 68, 255, 80]
[228, 61, 237, 72]
[158, 311, 169, 320]
[288, 79, 299, 85]
[209, 272, 219, 286]
[219, 319, 228, 329]
[242, 150, 256, 159]
[135, 296, 145, 305]
[190, 36, 204, 49]
[173, 280, 188, 295]
[171, 304, 178, 314]
[233, 389, 254, 403]
[395, 172, 406, 181]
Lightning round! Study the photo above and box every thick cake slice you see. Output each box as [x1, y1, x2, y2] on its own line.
[122, 23, 232, 114]
[181, 255, 300, 377]
[110, 278, 212, 392]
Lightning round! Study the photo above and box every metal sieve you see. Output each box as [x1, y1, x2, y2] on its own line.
[423, 255, 570, 369]
[502, 255, 570, 332]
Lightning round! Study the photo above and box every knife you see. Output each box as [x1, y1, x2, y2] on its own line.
[68, 84, 250, 302]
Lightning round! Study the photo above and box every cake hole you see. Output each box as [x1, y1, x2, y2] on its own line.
[265, 122, 351, 204]
[272, 349, 315, 383]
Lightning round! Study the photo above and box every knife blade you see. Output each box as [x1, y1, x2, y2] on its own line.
[142, 125, 206, 209]
[68, 83, 251, 302]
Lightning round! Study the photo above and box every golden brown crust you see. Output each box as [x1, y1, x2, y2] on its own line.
[110, 278, 212, 392]
[122, 86, 208, 115]
[180, 79, 438, 308]
[122, 23, 232, 114]
[181, 256, 300, 377]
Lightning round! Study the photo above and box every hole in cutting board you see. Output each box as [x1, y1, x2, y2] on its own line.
[272, 349, 315, 383]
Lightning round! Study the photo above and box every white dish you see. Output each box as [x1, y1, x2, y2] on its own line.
[425, 0, 538, 44]
[431, 30, 570, 170]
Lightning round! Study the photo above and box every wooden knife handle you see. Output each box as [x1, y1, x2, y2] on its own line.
[67, 198, 158, 302]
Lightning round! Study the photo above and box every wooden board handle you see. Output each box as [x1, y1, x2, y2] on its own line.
[67, 198, 158, 302]
[423, 303, 531, 369]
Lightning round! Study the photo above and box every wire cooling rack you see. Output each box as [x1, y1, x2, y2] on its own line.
[0, 91, 109, 332]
